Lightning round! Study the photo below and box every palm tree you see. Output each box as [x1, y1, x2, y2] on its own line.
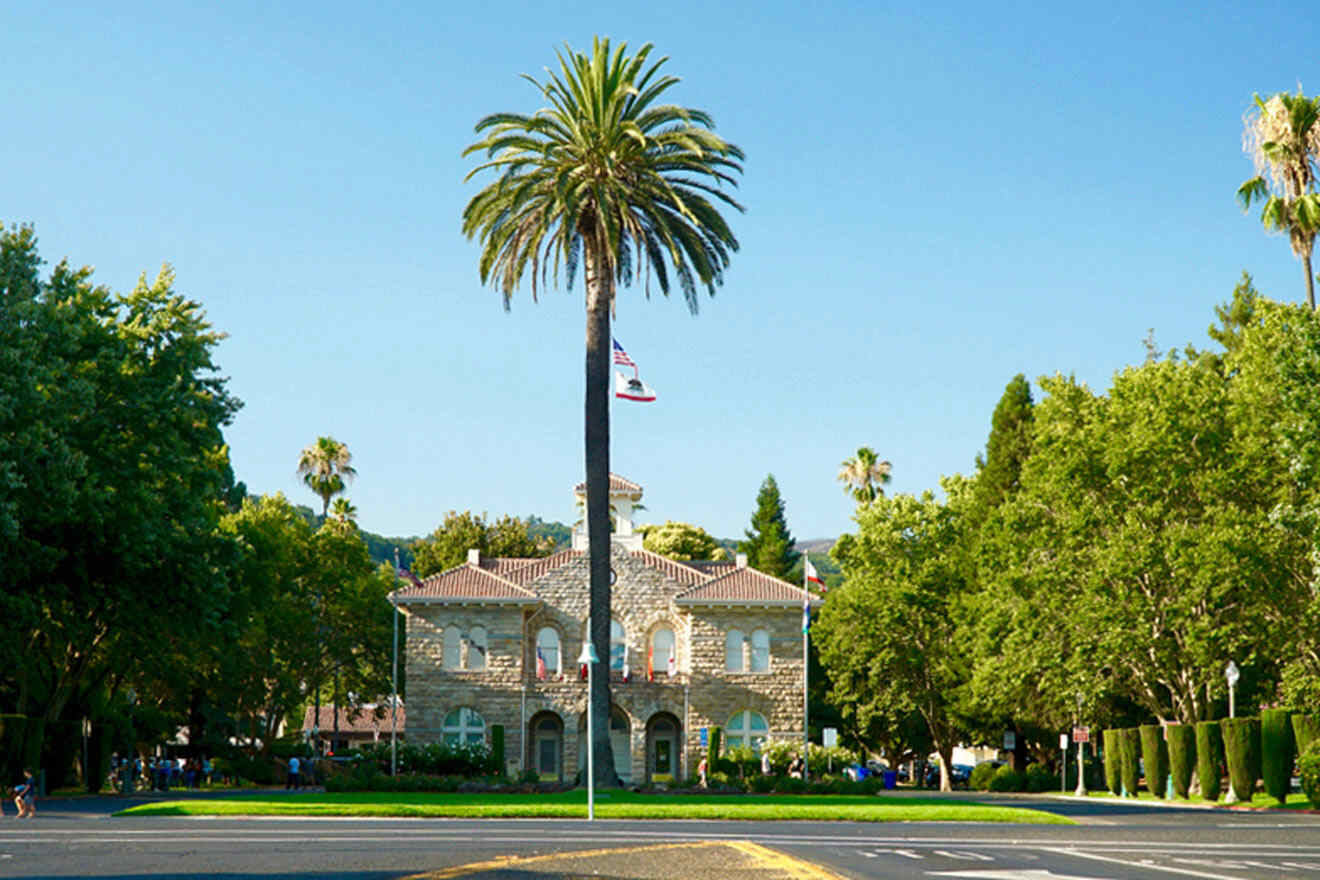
[329, 497, 358, 531]
[462, 38, 743, 787]
[296, 436, 357, 517]
[1238, 89, 1320, 309]
[838, 447, 892, 506]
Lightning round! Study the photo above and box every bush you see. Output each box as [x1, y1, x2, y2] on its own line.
[1118, 728, 1141, 797]
[708, 726, 722, 771]
[969, 762, 998, 792]
[725, 745, 759, 779]
[988, 765, 1026, 792]
[1195, 721, 1224, 801]
[1292, 714, 1320, 758]
[1298, 741, 1320, 807]
[1102, 729, 1120, 794]
[1261, 709, 1294, 805]
[1139, 724, 1169, 797]
[1166, 724, 1195, 799]
[351, 740, 497, 777]
[1024, 763, 1056, 793]
[1220, 717, 1261, 802]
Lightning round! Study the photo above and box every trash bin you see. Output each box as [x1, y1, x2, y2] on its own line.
[882, 770, 897, 789]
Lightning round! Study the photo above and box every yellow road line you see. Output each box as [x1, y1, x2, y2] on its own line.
[403, 840, 728, 879]
[726, 840, 851, 880]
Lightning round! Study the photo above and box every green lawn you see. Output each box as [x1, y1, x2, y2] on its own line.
[1085, 790, 1314, 809]
[117, 790, 1073, 823]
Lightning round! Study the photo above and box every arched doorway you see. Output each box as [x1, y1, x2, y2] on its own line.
[645, 712, 682, 785]
[528, 711, 563, 781]
[577, 705, 633, 784]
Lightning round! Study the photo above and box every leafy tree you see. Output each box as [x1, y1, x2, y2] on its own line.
[296, 436, 356, 517]
[818, 484, 970, 791]
[411, 511, 553, 577]
[638, 521, 728, 561]
[1238, 90, 1320, 309]
[0, 226, 241, 772]
[836, 447, 892, 506]
[462, 37, 742, 787]
[738, 475, 801, 581]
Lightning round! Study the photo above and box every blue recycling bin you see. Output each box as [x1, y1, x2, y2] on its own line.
[882, 770, 897, 789]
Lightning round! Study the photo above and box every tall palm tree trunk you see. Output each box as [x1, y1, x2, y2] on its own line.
[583, 233, 619, 787]
[1304, 252, 1315, 311]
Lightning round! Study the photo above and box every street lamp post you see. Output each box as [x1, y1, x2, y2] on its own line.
[1225, 661, 1240, 719]
[577, 624, 599, 821]
[1074, 693, 1087, 796]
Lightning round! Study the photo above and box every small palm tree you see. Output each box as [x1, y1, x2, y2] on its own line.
[296, 436, 356, 517]
[329, 497, 358, 531]
[463, 37, 742, 787]
[838, 447, 892, 506]
[1238, 89, 1320, 309]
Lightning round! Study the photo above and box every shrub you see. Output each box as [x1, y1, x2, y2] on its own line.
[1261, 709, 1294, 805]
[748, 773, 778, 793]
[969, 762, 998, 792]
[1102, 729, 1120, 794]
[1139, 724, 1169, 797]
[1024, 762, 1056, 793]
[988, 765, 1026, 792]
[1118, 728, 1141, 797]
[708, 726, 722, 770]
[1195, 721, 1223, 801]
[725, 745, 759, 779]
[1298, 741, 1320, 807]
[1166, 724, 1195, 799]
[1220, 717, 1261, 801]
[1292, 714, 1320, 758]
[491, 725, 505, 774]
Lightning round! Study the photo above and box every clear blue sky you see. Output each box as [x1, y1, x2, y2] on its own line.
[7, 0, 1315, 542]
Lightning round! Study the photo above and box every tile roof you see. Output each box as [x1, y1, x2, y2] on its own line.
[675, 566, 818, 606]
[501, 549, 583, 585]
[303, 703, 404, 735]
[573, 473, 643, 496]
[627, 548, 710, 587]
[390, 562, 540, 604]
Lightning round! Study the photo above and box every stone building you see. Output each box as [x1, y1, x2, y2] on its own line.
[391, 474, 817, 785]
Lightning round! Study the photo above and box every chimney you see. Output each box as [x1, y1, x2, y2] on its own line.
[467, 548, 481, 566]
[735, 553, 748, 569]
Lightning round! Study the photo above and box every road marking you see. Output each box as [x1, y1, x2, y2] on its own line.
[934, 851, 995, 861]
[928, 871, 1108, 879]
[1041, 847, 1247, 880]
[726, 840, 850, 879]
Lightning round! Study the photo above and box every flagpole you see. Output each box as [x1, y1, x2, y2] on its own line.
[391, 549, 400, 777]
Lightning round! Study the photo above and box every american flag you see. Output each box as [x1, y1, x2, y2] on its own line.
[536, 647, 548, 681]
[612, 338, 636, 369]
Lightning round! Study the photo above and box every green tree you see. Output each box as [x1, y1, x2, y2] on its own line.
[818, 484, 970, 791]
[638, 521, 728, 561]
[462, 38, 743, 787]
[970, 375, 1033, 517]
[296, 436, 356, 517]
[411, 511, 552, 577]
[836, 447, 892, 506]
[1238, 89, 1320, 309]
[738, 475, 801, 581]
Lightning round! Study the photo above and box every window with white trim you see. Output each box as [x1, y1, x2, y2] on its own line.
[749, 629, 770, 672]
[651, 627, 676, 676]
[725, 629, 745, 672]
[443, 625, 461, 669]
[442, 707, 486, 746]
[726, 710, 769, 752]
[468, 626, 487, 670]
[536, 627, 561, 674]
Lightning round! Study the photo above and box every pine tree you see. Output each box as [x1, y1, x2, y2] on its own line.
[738, 475, 801, 581]
[971, 374, 1034, 517]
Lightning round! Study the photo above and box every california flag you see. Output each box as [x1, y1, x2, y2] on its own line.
[614, 371, 656, 403]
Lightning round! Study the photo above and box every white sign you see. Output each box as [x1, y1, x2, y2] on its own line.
[1059, 733, 1069, 750]
[823, 727, 838, 748]
[1225, 660, 1240, 687]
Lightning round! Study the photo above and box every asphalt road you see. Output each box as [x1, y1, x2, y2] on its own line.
[3, 791, 1319, 879]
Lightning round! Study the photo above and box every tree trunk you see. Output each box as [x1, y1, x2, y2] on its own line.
[1304, 253, 1315, 312]
[583, 231, 620, 787]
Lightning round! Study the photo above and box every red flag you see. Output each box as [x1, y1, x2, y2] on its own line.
[536, 647, 548, 681]
[580, 663, 588, 681]
[647, 643, 654, 682]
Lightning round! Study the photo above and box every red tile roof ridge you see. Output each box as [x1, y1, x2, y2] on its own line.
[500, 548, 584, 585]
[627, 548, 712, 587]
[391, 561, 539, 602]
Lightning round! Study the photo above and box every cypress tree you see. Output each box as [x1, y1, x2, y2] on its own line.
[1261, 709, 1294, 805]
[1102, 729, 1121, 795]
[1195, 721, 1224, 801]
[1293, 714, 1320, 757]
[1166, 724, 1195, 799]
[1118, 728, 1141, 797]
[1139, 724, 1170, 797]
[1221, 717, 1261, 802]
[739, 475, 801, 581]
[970, 374, 1035, 518]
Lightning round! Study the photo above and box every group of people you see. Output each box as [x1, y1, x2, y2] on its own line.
[9, 769, 36, 818]
[110, 754, 213, 792]
[695, 752, 805, 787]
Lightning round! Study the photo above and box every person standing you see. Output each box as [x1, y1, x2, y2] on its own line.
[14, 769, 36, 818]
[286, 755, 301, 790]
[761, 751, 772, 776]
[697, 756, 708, 788]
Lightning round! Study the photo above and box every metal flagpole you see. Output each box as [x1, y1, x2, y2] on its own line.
[390, 549, 400, 777]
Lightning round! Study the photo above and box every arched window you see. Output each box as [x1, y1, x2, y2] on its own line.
[442, 707, 485, 746]
[443, 625, 461, 669]
[536, 627, 561, 675]
[652, 627, 676, 676]
[468, 626, 487, 670]
[749, 629, 770, 672]
[726, 710, 769, 752]
[610, 620, 626, 672]
[725, 629, 745, 673]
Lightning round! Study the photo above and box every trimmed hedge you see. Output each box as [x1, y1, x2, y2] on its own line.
[1024, 762, 1055, 793]
[1118, 728, 1141, 797]
[1102, 729, 1120, 794]
[1261, 709, 1294, 805]
[1139, 724, 1169, 797]
[988, 765, 1026, 792]
[1299, 741, 1320, 807]
[1220, 717, 1261, 801]
[1195, 721, 1223, 801]
[1166, 724, 1195, 799]
[1293, 714, 1320, 758]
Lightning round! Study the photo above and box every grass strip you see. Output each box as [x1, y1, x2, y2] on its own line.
[117, 790, 1071, 823]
